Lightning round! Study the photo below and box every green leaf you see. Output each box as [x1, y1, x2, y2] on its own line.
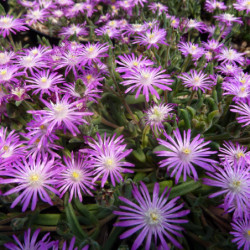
[35, 214, 60, 226]
[132, 148, 146, 163]
[64, 194, 88, 239]
[0, 4, 6, 15]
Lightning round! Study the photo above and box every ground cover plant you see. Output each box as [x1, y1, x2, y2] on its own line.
[0, 0, 249, 249]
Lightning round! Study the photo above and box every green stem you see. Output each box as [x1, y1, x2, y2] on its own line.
[187, 90, 196, 106]
[8, 33, 16, 51]
[216, 24, 227, 42]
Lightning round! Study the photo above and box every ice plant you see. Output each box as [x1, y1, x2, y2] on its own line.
[178, 42, 205, 60]
[179, 70, 214, 92]
[0, 154, 60, 212]
[204, 0, 227, 12]
[234, 0, 250, 13]
[28, 94, 93, 136]
[4, 228, 57, 250]
[155, 129, 217, 183]
[114, 182, 190, 250]
[203, 160, 250, 219]
[57, 152, 95, 202]
[120, 66, 173, 102]
[216, 48, 245, 65]
[0, 15, 28, 37]
[145, 103, 174, 135]
[82, 133, 134, 187]
[214, 13, 243, 26]
[230, 100, 250, 127]
[231, 218, 250, 250]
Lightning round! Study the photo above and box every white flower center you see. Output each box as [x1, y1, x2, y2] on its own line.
[141, 72, 152, 86]
[53, 103, 69, 120]
[145, 209, 162, 226]
[104, 157, 116, 170]
[229, 180, 242, 193]
[29, 173, 42, 188]
[71, 170, 82, 182]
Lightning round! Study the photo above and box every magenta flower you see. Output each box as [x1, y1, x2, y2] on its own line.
[155, 129, 217, 183]
[230, 100, 250, 127]
[216, 48, 245, 65]
[28, 94, 93, 136]
[0, 154, 61, 211]
[82, 133, 134, 187]
[81, 42, 109, 66]
[0, 15, 28, 37]
[120, 66, 173, 102]
[148, 2, 168, 14]
[234, 0, 250, 13]
[95, 27, 120, 39]
[133, 26, 167, 49]
[25, 8, 49, 25]
[145, 103, 174, 135]
[0, 51, 16, 65]
[204, 0, 227, 12]
[185, 19, 206, 32]
[26, 70, 65, 96]
[116, 53, 153, 74]
[5, 228, 57, 250]
[59, 24, 88, 38]
[216, 63, 242, 76]
[203, 160, 250, 219]
[0, 127, 26, 165]
[231, 218, 250, 250]
[214, 13, 243, 26]
[178, 42, 205, 60]
[202, 39, 223, 52]
[114, 182, 189, 250]
[219, 141, 250, 165]
[169, 16, 180, 28]
[62, 237, 89, 250]
[179, 70, 214, 92]
[0, 65, 23, 85]
[57, 152, 95, 202]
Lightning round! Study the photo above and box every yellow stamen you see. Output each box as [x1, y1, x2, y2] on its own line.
[133, 61, 139, 66]
[150, 212, 158, 222]
[240, 87, 246, 92]
[41, 77, 47, 83]
[86, 74, 92, 81]
[72, 171, 80, 181]
[87, 47, 94, 52]
[191, 45, 197, 50]
[0, 69, 7, 75]
[30, 174, 39, 182]
[247, 230, 250, 236]
[236, 152, 245, 158]
[3, 145, 9, 151]
[172, 20, 176, 24]
[182, 148, 191, 154]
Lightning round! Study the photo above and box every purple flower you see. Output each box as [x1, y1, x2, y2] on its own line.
[0, 65, 23, 85]
[178, 42, 205, 61]
[25, 8, 49, 25]
[231, 218, 250, 250]
[203, 159, 250, 219]
[216, 63, 242, 76]
[59, 24, 88, 38]
[219, 141, 250, 165]
[230, 100, 250, 127]
[0, 127, 26, 165]
[81, 42, 109, 66]
[95, 27, 120, 39]
[62, 237, 89, 250]
[0, 51, 16, 65]
[145, 103, 174, 135]
[116, 53, 153, 74]
[169, 16, 180, 28]
[0, 15, 28, 37]
[28, 94, 93, 136]
[204, 0, 227, 13]
[214, 13, 243, 26]
[81, 133, 134, 187]
[179, 70, 214, 92]
[0, 154, 61, 211]
[234, 0, 250, 13]
[120, 66, 173, 102]
[148, 2, 168, 14]
[185, 19, 206, 33]
[4, 228, 57, 250]
[26, 70, 65, 96]
[155, 129, 217, 183]
[216, 47, 245, 65]
[133, 26, 167, 49]
[114, 182, 189, 250]
[202, 39, 223, 52]
[57, 152, 95, 202]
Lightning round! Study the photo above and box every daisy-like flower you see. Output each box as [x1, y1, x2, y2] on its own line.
[114, 182, 190, 250]
[61, 237, 89, 250]
[234, 0, 250, 13]
[95, 27, 120, 39]
[4, 228, 57, 250]
[0, 15, 28, 37]
[203, 159, 250, 219]
[230, 100, 250, 127]
[219, 141, 250, 165]
[57, 152, 95, 202]
[59, 24, 88, 38]
[231, 218, 250, 250]
[25, 8, 49, 25]
[216, 48, 245, 65]
[214, 13, 243, 26]
[83, 1, 97, 18]
[204, 0, 227, 12]
[148, 2, 168, 14]
[179, 70, 214, 92]
[28, 94, 93, 136]
[222, 81, 250, 103]
[145, 103, 174, 135]
[178, 42, 205, 61]
[81, 42, 109, 66]
[120, 66, 173, 102]
[123, 23, 147, 36]
[82, 133, 134, 187]
[133, 26, 167, 49]
[185, 19, 206, 33]
[169, 16, 180, 29]
[202, 39, 223, 52]
[0, 65, 23, 85]
[216, 63, 242, 76]
[116, 53, 153, 74]
[26, 70, 64, 96]
[0, 127, 26, 165]
[155, 128, 217, 183]
[0, 51, 16, 65]
[0, 154, 60, 211]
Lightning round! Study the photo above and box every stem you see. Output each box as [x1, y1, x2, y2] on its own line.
[101, 117, 120, 129]
[8, 33, 16, 51]
[187, 90, 195, 106]
[216, 24, 227, 42]
[181, 55, 191, 73]
[133, 168, 154, 172]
